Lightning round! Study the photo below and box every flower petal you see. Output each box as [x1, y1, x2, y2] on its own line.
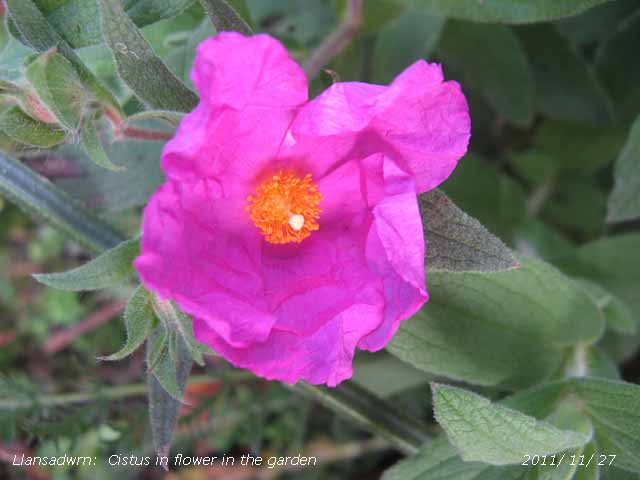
[189, 154, 427, 385]
[134, 179, 276, 348]
[289, 60, 470, 193]
[161, 33, 308, 193]
[194, 303, 382, 386]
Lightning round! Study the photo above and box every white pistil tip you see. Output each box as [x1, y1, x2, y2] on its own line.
[289, 214, 305, 231]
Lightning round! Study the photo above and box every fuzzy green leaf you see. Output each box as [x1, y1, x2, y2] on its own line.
[152, 297, 209, 366]
[24, 49, 85, 131]
[439, 21, 533, 127]
[607, 115, 640, 223]
[97, 0, 199, 112]
[440, 153, 527, 243]
[80, 113, 124, 171]
[198, 0, 253, 35]
[125, 110, 184, 128]
[5, 0, 123, 116]
[387, 257, 605, 389]
[18, 0, 196, 48]
[148, 329, 192, 402]
[553, 234, 640, 325]
[421, 189, 517, 273]
[575, 279, 636, 334]
[147, 326, 192, 462]
[433, 383, 591, 465]
[33, 237, 139, 291]
[403, 0, 614, 24]
[100, 285, 154, 361]
[382, 437, 526, 480]
[0, 105, 64, 148]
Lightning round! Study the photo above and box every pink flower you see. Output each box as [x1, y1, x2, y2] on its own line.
[134, 33, 470, 386]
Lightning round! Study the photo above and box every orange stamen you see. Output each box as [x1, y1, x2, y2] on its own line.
[246, 171, 322, 244]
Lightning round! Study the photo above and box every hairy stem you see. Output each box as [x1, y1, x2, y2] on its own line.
[123, 126, 174, 142]
[0, 374, 250, 411]
[0, 152, 124, 253]
[294, 382, 430, 454]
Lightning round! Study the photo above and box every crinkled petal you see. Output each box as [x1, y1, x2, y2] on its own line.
[194, 303, 382, 386]
[134, 179, 276, 348]
[191, 153, 427, 385]
[288, 60, 470, 193]
[161, 33, 308, 193]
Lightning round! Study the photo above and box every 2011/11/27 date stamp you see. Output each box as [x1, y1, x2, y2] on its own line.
[522, 453, 616, 468]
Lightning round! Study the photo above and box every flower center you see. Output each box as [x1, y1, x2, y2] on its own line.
[246, 171, 322, 244]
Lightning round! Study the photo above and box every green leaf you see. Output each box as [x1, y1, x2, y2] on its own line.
[151, 297, 209, 366]
[532, 121, 626, 173]
[0, 151, 125, 253]
[125, 110, 183, 128]
[123, 0, 197, 29]
[517, 25, 615, 126]
[294, 381, 429, 455]
[97, 0, 198, 112]
[387, 257, 605, 389]
[24, 49, 86, 131]
[147, 328, 192, 402]
[552, 234, 640, 325]
[403, 0, 614, 24]
[575, 279, 636, 334]
[0, 5, 9, 56]
[439, 21, 533, 127]
[557, 0, 640, 48]
[19, 0, 197, 48]
[352, 352, 431, 399]
[542, 175, 607, 237]
[372, 9, 444, 84]
[80, 113, 125, 172]
[432, 383, 591, 466]
[198, 0, 253, 35]
[33, 237, 139, 291]
[505, 378, 640, 473]
[583, 346, 621, 380]
[572, 379, 640, 473]
[147, 326, 192, 461]
[595, 10, 640, 125]
[607, 116, 640, 223]
[0, 105, 64, 148]
[382, 437, 519, 480]
[420, 189, 517, 273]
[440, 153, 527, 244]
[5, 0, 123, 117]
[100, 285, 154, 361]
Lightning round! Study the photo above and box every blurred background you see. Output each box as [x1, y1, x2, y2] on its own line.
[1, 0, 639, 478]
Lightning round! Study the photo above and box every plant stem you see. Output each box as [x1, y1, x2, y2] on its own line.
[0, 374, 247, 411]
[303, 0, 364, 78]
[0, 152, 124, 253]
[123, 126, 174, 142]
[294, 382, 430, 455]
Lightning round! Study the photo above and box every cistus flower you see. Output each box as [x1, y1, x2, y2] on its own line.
[134, 33, 470, 386]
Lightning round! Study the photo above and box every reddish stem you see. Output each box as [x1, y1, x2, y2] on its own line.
[43, 300, 126, 355]
[123, 126, 173, 142]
